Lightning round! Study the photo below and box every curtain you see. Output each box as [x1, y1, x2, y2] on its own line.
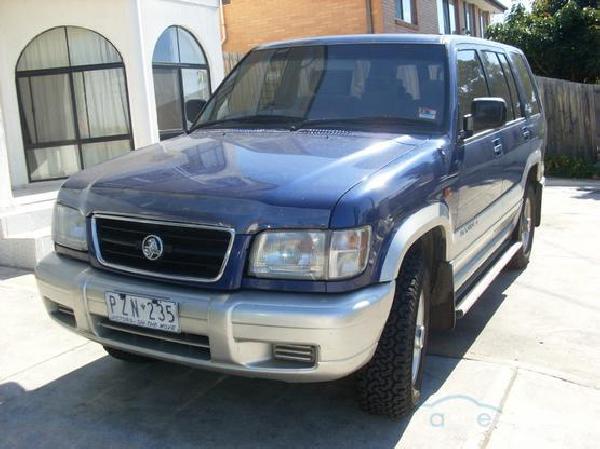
[17, 26, 132, 180]
[29, 74, 76, 142]
[396, 65, 420, 100]
[437, 0, 445, 33]
[19, 73, 79, 179]
[402, 0, 412, 23]
[16, 27, 69, 71]
[182, 69, 210, 128]
[74, 69, 130, 138]
[153, 68, 183, 131]
[27, 145, 79, 181]
[17, 78, 36, 144]
[82, 140, 130, 168]
[67, 27, 121, 66]
[449, 0, 457, 34]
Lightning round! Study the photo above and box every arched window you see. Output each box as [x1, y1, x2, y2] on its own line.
[16, 26, 133, 182]
[152, 26, 211, 140]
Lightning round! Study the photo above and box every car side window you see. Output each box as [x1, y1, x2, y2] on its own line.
[510, 52, 540, 116]
[457, 50, 489, 131]
[481, 51, 515, 121]
[497, 52, 523, 119]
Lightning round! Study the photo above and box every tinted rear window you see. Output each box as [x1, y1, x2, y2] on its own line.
[481, 51, 515, 121]
[497, 52, 523, 119]
[510, 53, 540, 115]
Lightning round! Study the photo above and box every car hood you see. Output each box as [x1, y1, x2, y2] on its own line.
[62, 129, 424, 233]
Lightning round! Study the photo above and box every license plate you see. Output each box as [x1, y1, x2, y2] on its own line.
[105, 292, 180, 333]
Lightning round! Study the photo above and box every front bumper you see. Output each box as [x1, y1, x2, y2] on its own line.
[35, 252, 395, 382]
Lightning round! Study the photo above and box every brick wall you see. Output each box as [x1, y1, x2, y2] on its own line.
[455, 0, 485, 37]
[222, 0, 443, 55]
[222, 0, 371, 53]
[379, 0, 439, 34]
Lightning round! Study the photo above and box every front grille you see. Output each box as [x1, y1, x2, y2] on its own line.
[92, 215, 234, 281]
[95, 318, 210, 360]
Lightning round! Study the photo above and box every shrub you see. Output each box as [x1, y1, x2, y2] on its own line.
[545, 154, 600, 179]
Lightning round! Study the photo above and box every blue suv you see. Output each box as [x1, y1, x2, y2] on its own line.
[36, 34, 545, 418]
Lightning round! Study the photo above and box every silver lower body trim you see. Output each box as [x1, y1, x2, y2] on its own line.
[35, 252, 395, 382]
[455, 241, 522, 318]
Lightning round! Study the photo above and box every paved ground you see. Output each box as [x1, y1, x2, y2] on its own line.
[1, 182, 599, 449]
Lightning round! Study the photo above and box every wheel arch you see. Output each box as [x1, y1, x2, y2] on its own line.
[379, 202, 452, 282]
[522, 150, 544, 227]
[379, 202, 456, 331]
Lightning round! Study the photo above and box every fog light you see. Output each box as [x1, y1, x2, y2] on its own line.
[272, 343, 317, 365]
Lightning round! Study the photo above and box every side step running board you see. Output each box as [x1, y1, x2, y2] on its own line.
[455, 242, 522, 319]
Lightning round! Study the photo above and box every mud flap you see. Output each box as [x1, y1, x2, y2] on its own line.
[429, 261, 455, 331]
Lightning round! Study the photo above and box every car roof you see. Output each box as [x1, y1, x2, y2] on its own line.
[256, 34, 522, 54]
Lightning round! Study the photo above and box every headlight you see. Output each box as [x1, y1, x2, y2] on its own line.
[248, 227, 370, 280]
[249, 231, 327, 279]
[52, 204, 87, 251]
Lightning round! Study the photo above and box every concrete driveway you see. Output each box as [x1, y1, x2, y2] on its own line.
[1, 182, 599, 449]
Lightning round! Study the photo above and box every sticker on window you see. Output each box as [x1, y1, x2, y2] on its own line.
[418, 107, 437, 120]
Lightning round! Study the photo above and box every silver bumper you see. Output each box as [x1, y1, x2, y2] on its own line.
[35, 252, 395, 382]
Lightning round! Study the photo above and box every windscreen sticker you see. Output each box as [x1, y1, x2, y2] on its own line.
[419, 107, 437, 120]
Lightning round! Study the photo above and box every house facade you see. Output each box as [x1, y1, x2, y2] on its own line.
[0, 0, 506, 268]
[0, 0, 225, 267]
[222, 0, 506, 55]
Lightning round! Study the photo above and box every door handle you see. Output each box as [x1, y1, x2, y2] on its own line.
[522, 128, 531, 140]
[492, 138, 503, 157]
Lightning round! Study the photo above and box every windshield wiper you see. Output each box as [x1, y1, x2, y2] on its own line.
[292, 116, 435, 131]
[194, 115, 436, 132]
[193, 114, 303, 130]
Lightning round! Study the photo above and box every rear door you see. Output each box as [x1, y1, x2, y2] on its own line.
[455, 49, 503, 231]
[479, 50, 529, 214]
[504, 52, 544, 204]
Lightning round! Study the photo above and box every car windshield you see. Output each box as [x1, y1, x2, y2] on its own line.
[195, 43, 448, 133]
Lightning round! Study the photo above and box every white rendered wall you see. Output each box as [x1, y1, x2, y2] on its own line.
[0, 97, 13, 208]
[0, 35, 12, 208]
[137, 0, 225, 142]
[0, 0, 223, 188]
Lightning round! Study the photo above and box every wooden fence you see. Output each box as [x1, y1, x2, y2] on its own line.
[535, 76, 599, 162]
[220, 57, 599, 163]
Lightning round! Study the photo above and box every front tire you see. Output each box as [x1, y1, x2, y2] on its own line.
[356, 245, 430, 419]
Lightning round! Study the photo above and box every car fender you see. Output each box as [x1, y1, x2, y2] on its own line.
[521, 148, 544, 226]
[379, 202, 453, 282]
[522, 148, 543, 187]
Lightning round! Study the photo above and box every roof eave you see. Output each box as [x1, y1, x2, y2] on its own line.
[483, 0, 508, 13]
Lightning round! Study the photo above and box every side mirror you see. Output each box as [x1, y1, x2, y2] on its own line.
[185, 99, 207, 125]
[470, 97, 507, 133]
